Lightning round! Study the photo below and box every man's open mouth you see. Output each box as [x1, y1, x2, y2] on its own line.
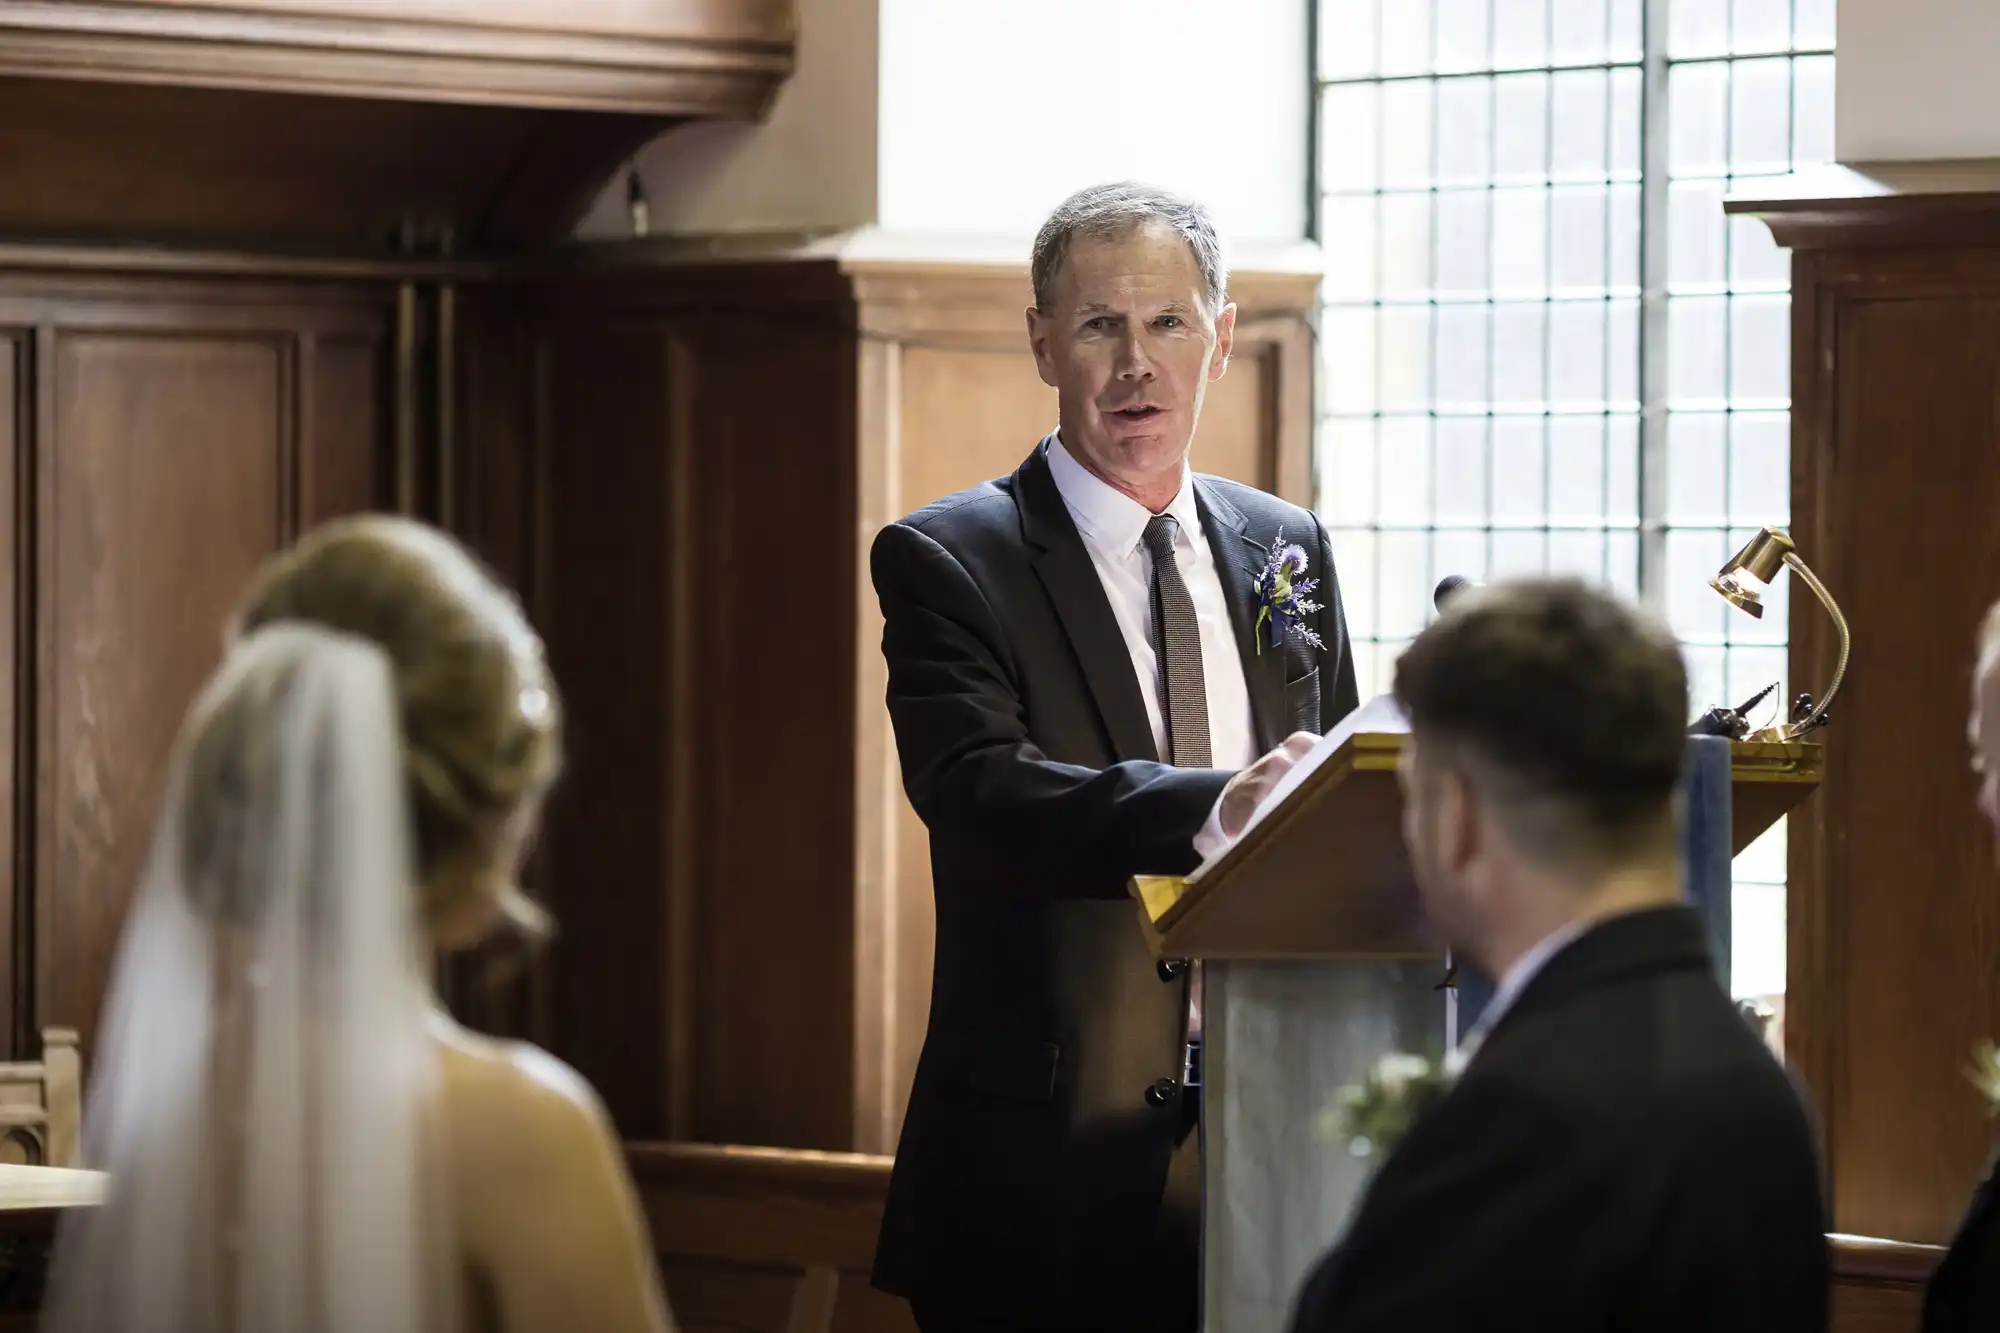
[1112, 405, 1164, 421]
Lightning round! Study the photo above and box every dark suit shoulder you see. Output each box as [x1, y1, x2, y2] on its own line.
[1466, 968, 1821, 1198]
[891, 477, 1018, 541]
[1483, 968, 1792, 1095]
[1196, 473, 1323, 537]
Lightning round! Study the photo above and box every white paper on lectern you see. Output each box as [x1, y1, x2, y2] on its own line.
[1186, 693, 1409, 886]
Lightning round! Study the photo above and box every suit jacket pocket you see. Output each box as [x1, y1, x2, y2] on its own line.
[926, 1027, 1062, 1102]
[1285, 666, 1322, 736]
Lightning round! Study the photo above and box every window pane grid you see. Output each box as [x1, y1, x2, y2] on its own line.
[1313, 0, 1833, 1018]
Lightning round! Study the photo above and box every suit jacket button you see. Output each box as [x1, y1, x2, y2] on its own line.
[1157, 958, 1188, 982]
[1145, 1078, 1179, 1108]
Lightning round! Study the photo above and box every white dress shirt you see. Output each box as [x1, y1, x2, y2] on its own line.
[1046, 436, 1257, 773]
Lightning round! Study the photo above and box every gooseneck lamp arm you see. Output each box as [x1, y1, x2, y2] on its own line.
[1781, 550, 1848, 738]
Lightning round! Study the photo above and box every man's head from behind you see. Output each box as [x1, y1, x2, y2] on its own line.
[1393, 579, 1689, 978]
[1026, 182, 1236, 512]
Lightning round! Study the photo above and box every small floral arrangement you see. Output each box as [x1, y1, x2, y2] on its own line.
[1253, 531, 1326, 656]
[1318, 1051, 1453, 1160]
[1969, 1040, 2000, 1113]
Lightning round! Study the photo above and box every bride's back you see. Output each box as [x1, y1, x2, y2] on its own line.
[42, 517, 674, 1333]
[436, 1017, 671, 1332]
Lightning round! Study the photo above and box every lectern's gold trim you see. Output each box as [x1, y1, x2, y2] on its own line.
[1124, 734, 1824, 961]
[1133, 875, 1191, 925]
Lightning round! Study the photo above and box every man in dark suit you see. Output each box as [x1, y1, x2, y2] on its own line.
[1289, 579, 1830, 1332]
[869, 182, 1359, 1333]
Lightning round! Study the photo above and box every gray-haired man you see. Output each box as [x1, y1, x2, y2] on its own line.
[868, 182, 1359, 1332]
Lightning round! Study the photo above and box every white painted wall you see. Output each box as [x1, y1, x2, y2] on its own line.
[573, 0, 878, 239]
[1837, 0, 2000, 161]
[874, 0, 1312, 244]
[577, 0, 1313, 246]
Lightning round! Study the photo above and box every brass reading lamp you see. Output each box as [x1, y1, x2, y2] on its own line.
[1709, 527, 1849, 742]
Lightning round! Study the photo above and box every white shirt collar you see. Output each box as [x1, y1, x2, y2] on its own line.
[1047, 433, 1202, 559]
[1449, 917, 1593, 1072]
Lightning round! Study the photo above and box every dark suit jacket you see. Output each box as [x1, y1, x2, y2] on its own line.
[1925, 1162, 2000, 1331]
[869, 439, 1358, 1326]
[1289, 906, 1830, 1333]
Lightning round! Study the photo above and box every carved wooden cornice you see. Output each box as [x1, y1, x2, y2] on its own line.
[1728, 160, 2000, 250]
[0, 2, 794, 117]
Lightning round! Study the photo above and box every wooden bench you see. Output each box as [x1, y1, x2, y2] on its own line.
[0, 1134, 1930, 1333]
[0, 1033, 80, 1170]
[628, 1142, 917, 1333]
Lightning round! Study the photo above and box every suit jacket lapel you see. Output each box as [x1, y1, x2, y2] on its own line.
[1016, 440, 1159, 764]
[1197, 480, 1286, 754]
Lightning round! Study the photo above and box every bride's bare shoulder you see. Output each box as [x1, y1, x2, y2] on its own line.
[427, 1016, 675, 1333]
[428, 1013, 616, 1169]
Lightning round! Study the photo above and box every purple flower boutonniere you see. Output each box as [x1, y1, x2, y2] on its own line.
[1253, 529, 1326, 656]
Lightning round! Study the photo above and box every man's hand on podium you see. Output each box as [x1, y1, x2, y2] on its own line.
[1191, 731, 1319, 863]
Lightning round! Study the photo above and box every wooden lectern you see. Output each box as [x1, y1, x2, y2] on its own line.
[1129, 732, 1823, 1332]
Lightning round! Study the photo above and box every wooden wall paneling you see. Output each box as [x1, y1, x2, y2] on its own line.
[39, 327, 289, 1063]
[0, 272, 396, 1066]
[1785, 246, 1838, 1179]
[850, 328, 906, 1158]
[301, 334, 389, 526]
[1260, 310, 1317, 508]
[1823, 278, 2000, 1242]
[685, 307, 859, 1150]
[1730, 172, 2000, 1248]
[536, 316, 685, 1140]
[661, 330, 703, 1151]
[453, 294, 539, 593]
[508, 260, 864, 1151]
[441, 290, 556, 1046]
[532, 288, 863, 1148]
[0, 334, 17, 1058]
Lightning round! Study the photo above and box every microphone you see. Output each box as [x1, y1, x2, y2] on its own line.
[1433, 575, 1475, 612]
[1689, 681, 1780, 739]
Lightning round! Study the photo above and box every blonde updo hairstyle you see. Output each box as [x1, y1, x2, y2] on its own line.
[228, 515, 562, 947]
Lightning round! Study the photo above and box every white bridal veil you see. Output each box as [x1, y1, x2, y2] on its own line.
[44, 624, 458, 1333]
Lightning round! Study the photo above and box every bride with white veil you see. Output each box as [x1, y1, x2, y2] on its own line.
[43, 517, 676, 1333]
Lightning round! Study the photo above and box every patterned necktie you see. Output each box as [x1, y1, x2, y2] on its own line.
[1144, 514, 1209, 1058]
[1143, 514, 1211, 768]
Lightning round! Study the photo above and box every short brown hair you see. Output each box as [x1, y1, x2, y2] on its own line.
[1393, 579, 1688, 862]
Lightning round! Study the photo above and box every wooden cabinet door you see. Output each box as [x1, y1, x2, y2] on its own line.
[0, 275, 393, 1064]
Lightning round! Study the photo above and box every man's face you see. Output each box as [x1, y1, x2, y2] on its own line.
[1026, 222, 1235, 502]
[1971, 650, 2000, 844]
[1398, 736, 1488, 969]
